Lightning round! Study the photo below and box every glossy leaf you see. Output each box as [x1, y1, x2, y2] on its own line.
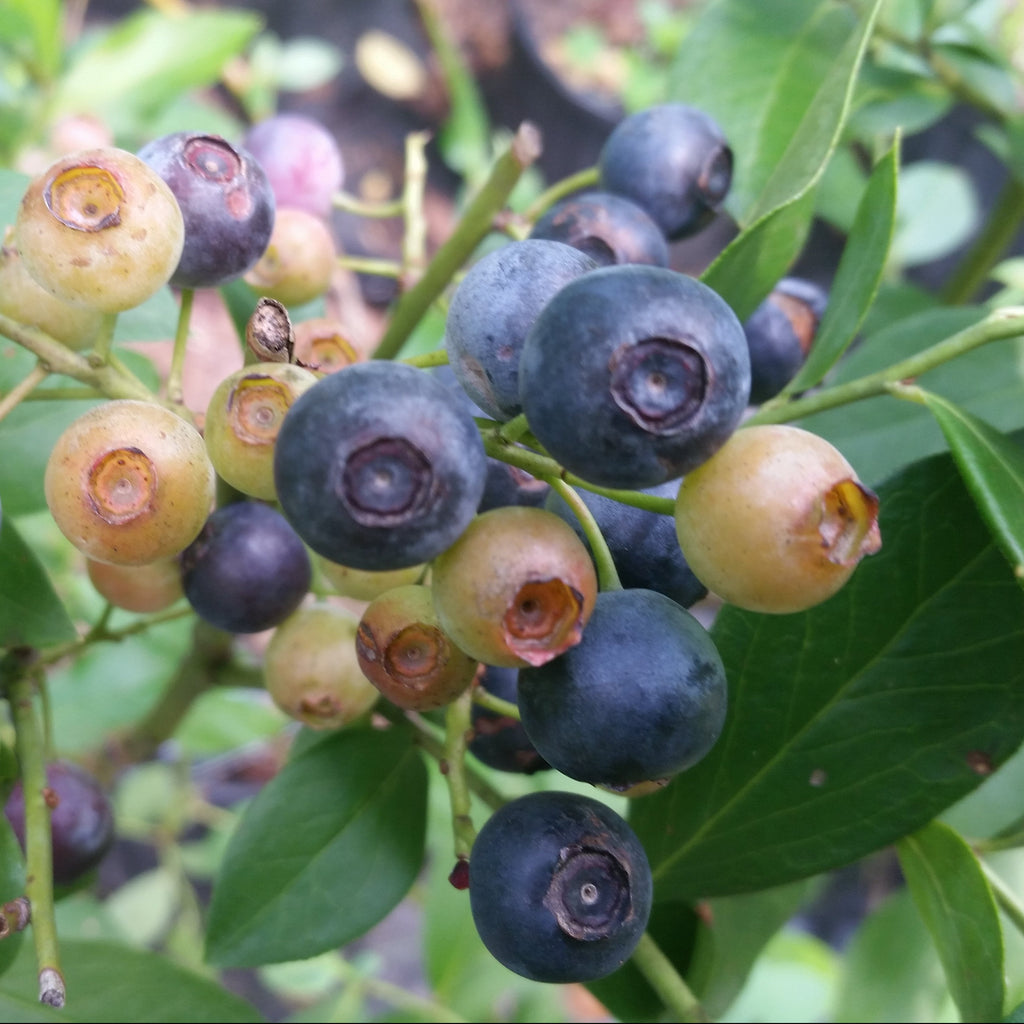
[205, 724, 427, 967]
[784, 139, 899, 395]
[631, 447, 1024, 899]
[920, 391, 1024, 583]
[0, 515, 75, 648]
[0, 938, 261, 1022]
[897, 821, 1004, 1023]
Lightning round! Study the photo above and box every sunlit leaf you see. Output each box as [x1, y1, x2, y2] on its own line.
[897, 821, 1004, 1023]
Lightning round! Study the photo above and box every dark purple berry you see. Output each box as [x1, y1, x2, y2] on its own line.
[137, 132, 275, 289]
[5, 761, 115, 886]
[469, 665, 551, 775]
[529, 191, 669, 267]
[274, 362, 487, 571]
[519, 264, 750, 489]
[179, 501, 311, 633]
[469, 790, 652, 983]
[598, 103, 733, 240]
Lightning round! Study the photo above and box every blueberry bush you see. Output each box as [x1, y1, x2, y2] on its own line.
[2, 1, 1024, 1021]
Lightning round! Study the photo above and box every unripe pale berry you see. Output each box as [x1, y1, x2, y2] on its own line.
[674, 424, 882, 613]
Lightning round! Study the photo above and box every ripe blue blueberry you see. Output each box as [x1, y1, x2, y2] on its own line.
[469, 790, 652, 983]
[519, 264, 750, 489]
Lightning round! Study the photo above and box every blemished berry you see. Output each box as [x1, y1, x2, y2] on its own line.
[431, 506, 599, 669]
[356, 583, 479, 711]
[0, 241, 103, 350]
[674, 424, 882, 614]
[243, 207, 337, 308]
[274, 361, 487, 571]
[292, 317, 361, 373]
[179, 501, 312, 634]
[444, 239, 597, 421]
[14, 147, 185, 313]
[518, 588, 728, 791]
[544, 480, 707, 608]
[242, 113, 344, 220]
[468, 790, 652, 983]
[137, 131, 275, 289]
[4, 760, 115, 887]
[44, 399, 215, 566]
[87, 555, 184, 613]
[744, 277, 829, 404]
[203, 362, 319, 501]
[598, 102, 733, 240]
[264, 604, 379, 730]
[529, 191, 669, 267]
[519, 264, 751, 489]
[469, 665, 551, 775]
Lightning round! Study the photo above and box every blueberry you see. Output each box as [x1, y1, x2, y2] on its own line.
[518, 588, 728, 790]
[469, 790, 652, 983]
[137, 132, 275, 289]
[744, 277, 829, 404]
[544, 480, 707, 608]
[179, 501, 312, 634]
[444, 239, 597, 421]
[5, 760, 115, 887]
[598, 103, 733, 240]
[273, 362, 487, 571]
[529, 191, 669, 267]
[469, 665, 551, 775]
[519, 264, 750, 489]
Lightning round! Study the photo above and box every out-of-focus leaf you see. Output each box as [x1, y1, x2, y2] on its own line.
[0, 938, 262, 1022]
[0, 817, 25, 978]
[0, 514, 75, 647]
[892, 161, 980, 267]
[897, 821, 1004, 1023]
[920, 392, 1024, 583]
[205, 724, 427, 967]
[276, 37, 343, 93]
[784, 139, 898, 395]
[0, 0, 61, 79]
[52, 8, 263, 131]
[631, 447, 1024, 899]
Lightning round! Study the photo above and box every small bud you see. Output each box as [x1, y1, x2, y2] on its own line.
[246, 297, 294, 363]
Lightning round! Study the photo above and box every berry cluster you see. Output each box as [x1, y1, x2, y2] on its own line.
[10, 100, 883, 985]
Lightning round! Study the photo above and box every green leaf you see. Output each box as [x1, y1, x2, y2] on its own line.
[630, 447, 1024, 899]
[0, 515, 75, 648]
[687, 880, 816, 1019]
[0, 938, 262, 1022]
[0, 0, 61, 79]
[892, 161, 980, 267]
[671, 0, 883, 227]
[205, 724, 428, 967]
[52, 8, 263, 135]
[784, 138, 899, 395]
[920, 392, 1024, 583]
[897, 821, 1005, 1023]
[700, 189, 816, 323]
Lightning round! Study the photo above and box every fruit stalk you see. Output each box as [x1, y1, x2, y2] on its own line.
[629, 932, 708, 1023]
[167, 286, 195, 405]
[4, 654, 65, 1008]
[442, 687, 477, 859]
[0, 363, 48, 424]
[546, 476, 622, 591]
[372, 121, 543, 360]
[746, 305, 1024, 426]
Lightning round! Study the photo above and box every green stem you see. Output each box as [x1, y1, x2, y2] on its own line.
[0, 363, 49, 424]
[332, 191, 404, 219]
[546, 476, 621, 591]
[522, 165, 600, 222]
[331, 955, 468, 1024]
[372, 122, 543, 361]
[401, 348, 449, 369]
[336, 255, 404, 278]
[5, 655, 65, 1008]
[495, 412, 531, 444]
[745, 305, 1024, 426]
[116, 618, 235, 764]
[167, 288, 194, 406]
[401, 131, 431, 286]
[89, 311, 118, 364]
[471, 685, 519, 720]
[980, 860, 1024, 940]
[442, 689, 477, 859]
[0, 313, 154, 402]
[3, 386, 104, 401]
[630, 932, 708, 1023]
[941, 177, 1024, 306]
